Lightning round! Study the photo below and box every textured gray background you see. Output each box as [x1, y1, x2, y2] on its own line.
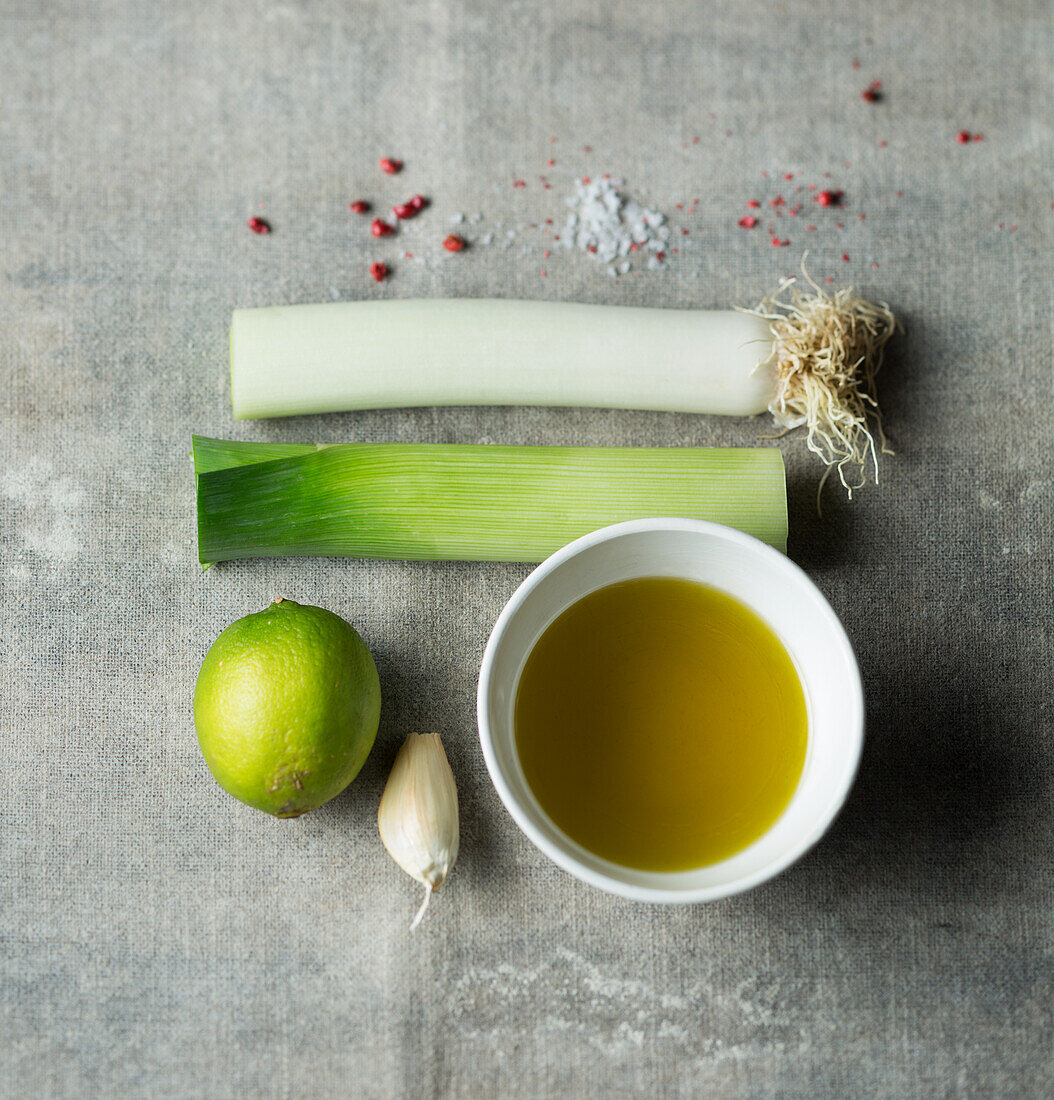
[2, 1, 1052, 1096]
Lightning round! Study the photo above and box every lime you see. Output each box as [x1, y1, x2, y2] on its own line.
[194, 599, 381, 817]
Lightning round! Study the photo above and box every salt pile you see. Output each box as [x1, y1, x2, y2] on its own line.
[562, 177, 671, 275]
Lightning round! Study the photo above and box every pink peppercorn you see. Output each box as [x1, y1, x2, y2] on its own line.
[816, 190, 844, 207]
[349, 200, 370, 215]
[247, 216, 271, 234]
[370, 262, 388, 282]
[443, 234, 466, 252]
[738, 215, 758, 229]
[379, 157, 402, 174]
[371, 219, 394, 238]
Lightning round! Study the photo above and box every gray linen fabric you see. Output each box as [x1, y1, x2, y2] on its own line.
[2, 1, 1052, 1096]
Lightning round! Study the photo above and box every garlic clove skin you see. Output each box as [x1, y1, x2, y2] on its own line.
[378, 732, 459, 929]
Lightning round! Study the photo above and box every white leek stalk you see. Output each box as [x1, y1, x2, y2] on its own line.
[231, 300, 774, 419]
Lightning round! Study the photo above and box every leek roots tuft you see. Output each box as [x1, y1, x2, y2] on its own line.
[747, 267, 898, 497]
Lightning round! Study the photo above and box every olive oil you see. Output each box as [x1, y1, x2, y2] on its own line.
[514, 577, 807, 871]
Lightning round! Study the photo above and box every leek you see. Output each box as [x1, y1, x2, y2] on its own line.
[231, 300, 774, 419]
[193, 436, 788, 564]
[229, 284, 896, 493]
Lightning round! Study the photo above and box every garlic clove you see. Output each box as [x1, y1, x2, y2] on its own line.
[378, 732, 459, 930]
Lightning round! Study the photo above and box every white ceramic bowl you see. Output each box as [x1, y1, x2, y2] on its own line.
[477, 518, 863, 903]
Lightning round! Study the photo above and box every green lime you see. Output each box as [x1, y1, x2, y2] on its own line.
[194, 598, 381, 817]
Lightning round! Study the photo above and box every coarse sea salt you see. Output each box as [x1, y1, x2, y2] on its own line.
[562, 177, 671, 275]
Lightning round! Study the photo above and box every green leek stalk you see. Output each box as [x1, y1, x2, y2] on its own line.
[193, 436, 788, 564]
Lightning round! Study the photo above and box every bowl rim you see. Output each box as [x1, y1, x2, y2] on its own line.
[476, 517, 864, 904]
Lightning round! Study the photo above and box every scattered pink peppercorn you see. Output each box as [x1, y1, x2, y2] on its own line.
[746, 199, 761, 209]
[738, 215, 758, 229]
[861, 80, 883, 103]
[379, 157, 402, 174]
[841, 253, 850, 262]
[816, 189, 844, 207]
[369, 262, 388, 282]
[409, 194, 428, 211]
[956, 130, 971, 144]
[371, 219, 394, 238]
[392, 203, 415, 220]
[247, 216, 271, 234]
[349, 200, 370, 215]
[443, 234, 466, 252]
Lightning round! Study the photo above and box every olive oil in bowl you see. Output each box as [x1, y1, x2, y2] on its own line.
[514, 577, 807, 872]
